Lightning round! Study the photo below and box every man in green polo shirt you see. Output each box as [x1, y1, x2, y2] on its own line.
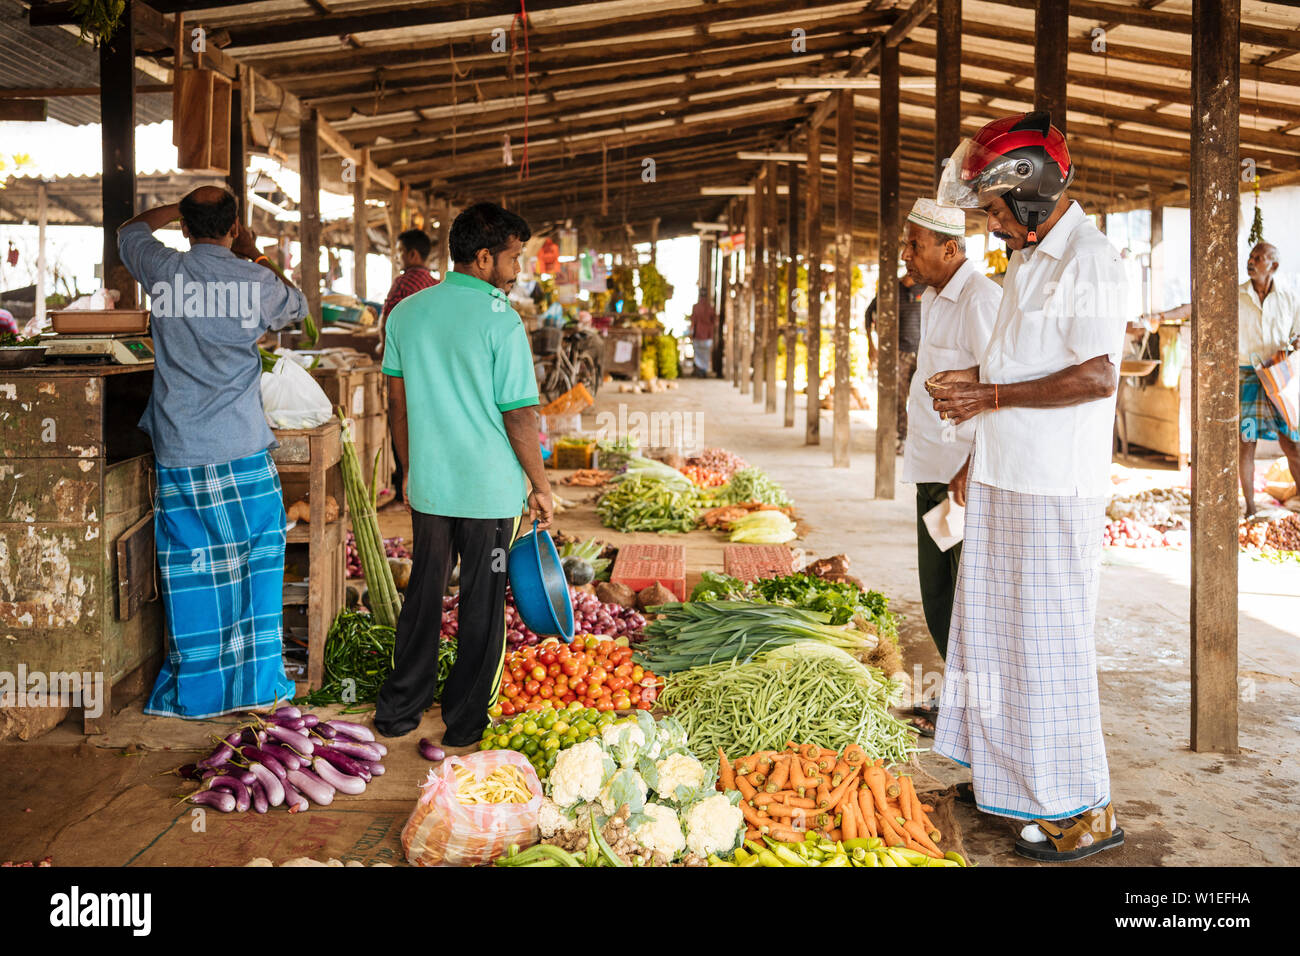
[375, 202, 553, 743]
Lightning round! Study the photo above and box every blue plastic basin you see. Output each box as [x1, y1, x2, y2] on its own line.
[507, 520, 574, 641]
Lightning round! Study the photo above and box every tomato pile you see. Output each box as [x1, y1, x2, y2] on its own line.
[677, 464, 729, 488]
[494, 636, 662, 716]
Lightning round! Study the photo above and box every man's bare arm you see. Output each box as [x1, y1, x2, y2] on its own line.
[503, 405, 554, 528]
[387, 376, 411, 509]
[932, 354, 1118, 425]
[119, 202, 180, 233]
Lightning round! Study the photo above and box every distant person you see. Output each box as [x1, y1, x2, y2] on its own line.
[689, 289, 716, 377]
[1146, 241, 1300, 517]
[375, 202, 552, 745]
[381, 229, 437, 322]
[866, 273, 925, 452]
[381, 228, 438, 503]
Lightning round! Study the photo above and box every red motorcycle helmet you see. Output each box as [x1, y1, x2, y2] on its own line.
[937, 111, 1074, 242]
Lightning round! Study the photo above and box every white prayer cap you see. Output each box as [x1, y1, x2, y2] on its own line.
[907, 198, 967, 237]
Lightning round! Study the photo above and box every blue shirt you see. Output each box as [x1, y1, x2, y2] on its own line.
[118, 223, 309, 468]
[382, 270, 539, 518]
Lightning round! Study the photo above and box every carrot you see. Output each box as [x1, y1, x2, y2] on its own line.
[784, 741, 799, 753]
[766, 823, 805, 843]
[745, 771, 766, 788]
[831, 759, 852, 786]
[753, 791, 789, 806]
[764, 802, 800, 818]
[884, 768, 901, 800]
[785, 795, 816, 809]
[876, 811, 907, 847]
[897, 775, 919, 821]
[739, 801, 770, 831]
[788, 753, 809, 791]
[801, 743, 820, 759]
[735, 755, 757, 775]
[857, 790, 878, 838]
[841, 799, 859, 841]
[825, 828, 843, 842]
[921, 803, 935, 813]
[864, 762, 891, 815]
[717, 749, 736, 792]
[817, 755, 837, 774]
[822, 766, 861, 812]
[902, 818, 944, 856]
[766, 755, 791, 792]
[745, 828, 762, 843]
[736, 776, 757, 801]
[843, 744, 866, 766]
[815, 781, 832, 810]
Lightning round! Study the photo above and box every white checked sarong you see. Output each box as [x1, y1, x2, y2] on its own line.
[933, 478, 1112, 821]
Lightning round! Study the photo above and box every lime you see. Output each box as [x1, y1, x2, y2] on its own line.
[540, 713, 557, 730]
[523, 738, 540, 756]
[522, 720, 539, 736]
[552, 720, 569, 735]
[478, 739, 494, 751]
[542, 734, 561, 752]
[495, 734, 512, 749]
[508, 733, 526, 750]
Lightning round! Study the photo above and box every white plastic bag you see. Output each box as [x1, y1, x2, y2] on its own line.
[260, 356, 333, 429]
[923, 494, 965, 552]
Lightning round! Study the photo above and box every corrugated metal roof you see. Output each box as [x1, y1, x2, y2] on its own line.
[0, 0, 170, 126]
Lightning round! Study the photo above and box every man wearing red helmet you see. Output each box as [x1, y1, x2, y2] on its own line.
[926, 112, 1128, 862]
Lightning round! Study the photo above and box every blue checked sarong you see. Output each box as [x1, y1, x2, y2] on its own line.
[933, 478, 1112, 821]
[145, 450, 294, 718]
[1240, 365, 1300, 443]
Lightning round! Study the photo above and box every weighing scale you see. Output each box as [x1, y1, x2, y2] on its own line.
[43, 334, 156, 365]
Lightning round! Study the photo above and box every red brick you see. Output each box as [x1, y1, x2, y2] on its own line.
[723, 544, 795, 582]
[611, 543, 687, 601]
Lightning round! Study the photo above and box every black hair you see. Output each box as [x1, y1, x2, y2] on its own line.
[398, 228, 432, 261]
[179, 189, 238, 239]
[449, 202, 531, 265]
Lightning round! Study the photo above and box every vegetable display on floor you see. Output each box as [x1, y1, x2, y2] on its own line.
[596, 473, 704, 533]
[175, 707, 386, 814]
[691, 570, 900, 639]
[712, 466, 792, 507]
[303, 609, 455, 707]
[496, 636, 662, 719]
[442, 589, 645, 650]
[656, 643, 915, 765]
[633, 601, 881, 673]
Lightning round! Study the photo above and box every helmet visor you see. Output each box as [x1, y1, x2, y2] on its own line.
[937, 138, 1037, 210]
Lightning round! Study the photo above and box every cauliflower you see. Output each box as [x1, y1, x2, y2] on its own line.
[601, 721, 647, 768]
[653, 752, 707, 801]
[598, 767, 648, 816]
[537, 797, 577, 838]
[683, 793, 745, 858]
[632, 802, 685, 859]
[548, 740, 607, 808]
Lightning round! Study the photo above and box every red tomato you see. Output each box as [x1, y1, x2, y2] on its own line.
[539, 649, 557, 666]
[539, 685, 553, 698]
[561, 692, 577, 704]
[640, 671, 661, 687]
[530, 665, 547, 681]
[631, 665, 644, 682]
[607, 676, 627, 693]
[547, 663, 562, 678]
[511, 667, 526, 684]
[596, 699, 615, 713]
[502, 682, 520, 699]
[561, 659, 581, 677]
[589, 665, 607, 684]
[640, 686, 659, 705]
[571, 679, 588, 697]
[629, 686, 643, 702]
[613, 695, 631, 711]
[612, 648, 634, 665]
[613, 662, 633, 678]
[524, 679, 540, 695]
[500, 701, 516, 716]
[592, 684, 611, 699]
[635, 700, 653, 711]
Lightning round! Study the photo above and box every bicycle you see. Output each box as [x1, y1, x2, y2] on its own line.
[532, 326, 603, 405]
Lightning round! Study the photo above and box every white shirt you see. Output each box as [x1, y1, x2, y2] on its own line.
[971, 201, 1129, 499]
[902, 258, 1001, 484]
[1238, 278, 1300, 366]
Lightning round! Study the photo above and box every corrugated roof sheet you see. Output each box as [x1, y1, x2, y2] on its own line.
[0, 0, 170, 126]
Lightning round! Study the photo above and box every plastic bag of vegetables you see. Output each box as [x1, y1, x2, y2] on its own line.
[401, 750, 543, 867]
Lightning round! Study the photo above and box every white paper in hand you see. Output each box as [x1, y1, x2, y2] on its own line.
[923, 494, 965, 552]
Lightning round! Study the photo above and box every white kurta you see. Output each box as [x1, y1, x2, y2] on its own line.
[902, 259, 1002, 485]
[1238, 278, 1300, 366]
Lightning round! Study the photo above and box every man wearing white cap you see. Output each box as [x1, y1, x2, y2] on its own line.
[898, 198, 1000, 735]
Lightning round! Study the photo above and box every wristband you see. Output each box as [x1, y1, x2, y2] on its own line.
[994, 383, 999, 409]
[254, 255, 271, 266]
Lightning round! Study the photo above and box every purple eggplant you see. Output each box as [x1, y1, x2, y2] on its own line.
[203, 763, 256, 785]
[250, 779, 269, 814]
[259, 742, 302, 772]
[324, 738, 381, 762]
[205, 775, 251, 811]
[197, 742, 235, 770]
[240, 726, 267, 747]
[312, 756, 366, 795]
[176, 763, 201, 780]
[301, 714, 320, 728]
[265, 723, 315, 754]
[369, 740, 388, 757]
[311, 722, 337, 740]
[282, 778, 309, 812]
[314, 746, 371, 781]
[248, 761, 286, 807]
[272, 715, 306, 731]
[224, 730, 244, 746]
[241, 747, 287, 781]
[418, 739, 445, 762]
[286, 768, 334, 806]
[190, 789, 237, 813]
[274, 705, 302, 720]
[365, 762, 385, 777]
[327, 720, 375, 743]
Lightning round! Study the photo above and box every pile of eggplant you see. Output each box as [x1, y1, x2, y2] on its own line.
[179, 706, 385, 814]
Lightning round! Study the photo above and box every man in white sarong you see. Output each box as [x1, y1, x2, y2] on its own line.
[928, 111, 1128, 862]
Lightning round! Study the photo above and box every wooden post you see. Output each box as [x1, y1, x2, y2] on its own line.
[1189, 0, 1239, 754]
[387, 199, 401, 282]
[226, 67, 247, 225]
[765, 159, 780, 414]
[875, 45, 900, 498]
[1149, 202, 1164, 315]
[784, 164, 799, 428]
[833, 90, 854, 468]
[352, 147, 369, 301]
[35, 182, 47, 328]
[741, 192, 757, 393]
[1035, 0, 1069, 132]
[806, 124, 823, 445]
[717, 248, 730, 378]
[99, 0, 137, 307]
[650, 217, 660, 266]
[935, 0, 962, 188]
[752, 172, 766, 403]
[299, 107, 323, 320]
[437, 201, 452, 279]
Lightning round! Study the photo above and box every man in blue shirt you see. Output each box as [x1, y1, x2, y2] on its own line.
[118, 186, 309, 718]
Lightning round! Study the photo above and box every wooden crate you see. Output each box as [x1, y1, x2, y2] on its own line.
[174, 68, 232, 174]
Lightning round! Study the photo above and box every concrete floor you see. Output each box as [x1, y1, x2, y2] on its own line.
[1, 376, 1296, 866]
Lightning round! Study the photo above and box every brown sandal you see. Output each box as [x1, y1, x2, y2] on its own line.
[1014, 803, 1125, 862]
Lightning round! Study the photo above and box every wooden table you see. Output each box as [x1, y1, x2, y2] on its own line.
[0, 364, 161, 733]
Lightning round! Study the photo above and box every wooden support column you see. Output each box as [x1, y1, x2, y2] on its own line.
[387, 200, 401, 282]
[35, 182, 47, 328]
[784, 164, 799, 428]
[352, 147, 370, 301]
[99, 0, 136, 307]
[226, 67, 247, 224]
[832, 90, 854, 468]
[752, 172, 766, 402]
[1035, 0, 1069, 132]
[740, 193, 757, 392]
[649, 217, 660, 266]
[765, 159, 780, 414]
[935, 0, 962, 188]
[299, 107, 323, 320]
[874, 46, 900, 498]
[1189, 0, 1239, 754]
[436, 201, 452, 279]
[717, 248, 730, 378]
[806, 123, 824, 445]
[1149, 202, 1164, 315]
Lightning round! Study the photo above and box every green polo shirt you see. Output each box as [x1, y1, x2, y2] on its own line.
[382, 270, 539, 518]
